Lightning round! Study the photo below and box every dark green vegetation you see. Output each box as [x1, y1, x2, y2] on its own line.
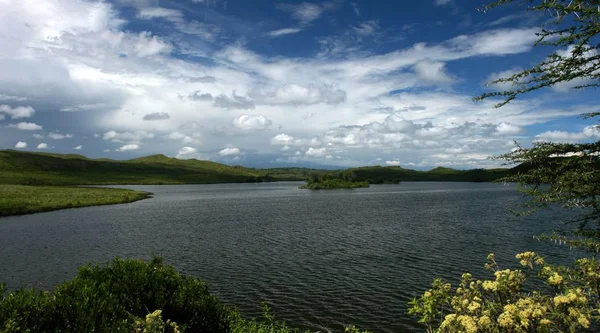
[0, 150, 268, 185]
[0, 150, 513, 186]
[299, 170, 370, 189]
[0, 257, 320, 333]
[299, 179, 370, 190]
[0, 185, 151, 217]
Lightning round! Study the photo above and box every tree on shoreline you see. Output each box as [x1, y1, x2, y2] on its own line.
[410, 1, 600, 331]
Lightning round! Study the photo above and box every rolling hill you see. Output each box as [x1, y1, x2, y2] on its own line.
[0, 150, 515, 185]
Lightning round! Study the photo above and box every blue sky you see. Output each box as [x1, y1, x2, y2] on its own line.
[0, 0, 598, 169]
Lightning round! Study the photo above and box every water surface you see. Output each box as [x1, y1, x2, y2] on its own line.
[0, 182, 579, 332]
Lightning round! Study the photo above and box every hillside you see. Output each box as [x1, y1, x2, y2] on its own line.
[0, 150, 514, 185]
[0, 150, 268, 185]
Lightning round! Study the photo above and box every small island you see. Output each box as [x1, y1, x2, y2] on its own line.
[299, 170, 370, 190]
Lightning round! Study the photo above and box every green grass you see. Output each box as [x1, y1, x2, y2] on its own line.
[0, 185, 152, 217]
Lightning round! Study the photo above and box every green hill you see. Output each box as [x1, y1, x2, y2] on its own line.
[0, 150, 514, 186]
[0, 150, 267, 185]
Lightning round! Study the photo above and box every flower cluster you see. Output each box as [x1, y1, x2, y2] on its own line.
[409, 252, 600, 332]
[133, 310, 181, 333]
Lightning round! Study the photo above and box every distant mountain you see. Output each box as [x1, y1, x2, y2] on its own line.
[0, 150, 515, 185]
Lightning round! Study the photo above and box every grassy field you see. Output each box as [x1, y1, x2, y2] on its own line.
[0, 185, 151, 217]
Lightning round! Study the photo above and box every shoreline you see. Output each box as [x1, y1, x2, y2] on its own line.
[0, 185, 152, 217]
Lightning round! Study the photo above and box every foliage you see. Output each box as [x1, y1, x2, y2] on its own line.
[0, 185, 151, 217]
[475, 0, 600, 108]
[410, 252, 599, 333]
[1, 257, 357, 333]
[411, 1, 600, 332]
[300, 171, 370, 189]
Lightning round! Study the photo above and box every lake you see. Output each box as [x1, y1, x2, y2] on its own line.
[0, 182, 581, 332]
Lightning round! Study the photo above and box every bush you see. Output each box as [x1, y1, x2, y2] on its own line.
[0, 257, 276, 333]
[409, 252, 599, 332]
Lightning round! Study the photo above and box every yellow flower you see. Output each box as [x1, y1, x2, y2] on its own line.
[468, 302, 481, 312]
[539, 319, 551, 326]
[577, 316, 590, 328]
[547, 272, 563, 286]
[478, 315, 492, 327]
[497, 313, 514, 327]
[482, 280, 498, 291]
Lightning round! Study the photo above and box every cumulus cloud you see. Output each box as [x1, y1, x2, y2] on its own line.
[15, 141, 27, 149]
[535, 126, 600, 143]
[218, 147, 241, 156]
[37, 143, 48, 149]
[385, 160, 401, 166]
[250, 84, 346, 106]
[143, 112, 170, 120]
[8, 122, 42, 130]
[74, 145, 82, 150]
[305, 147, 327, 157]
[413, 61, 454, 85]
[232, 114, 272, 130]
[33, 134, 43, 140]
[49, 132, 73, 140]
[103, 130, 154, 143]
[0, 105, 35, 118]
[494, 122, 522, 136]
[177, 146, 197, 158]
[133, 31, 173, 57]
[213, 92, 254, 110]
[116, 144, 140, 152]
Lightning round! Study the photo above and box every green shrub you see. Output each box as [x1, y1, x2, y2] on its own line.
[1, 257, 372, 333]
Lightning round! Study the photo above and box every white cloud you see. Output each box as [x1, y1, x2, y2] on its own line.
[0, 105, 35, 118]
[353, 21, 379, 36]
[494, 122, 522, 136]
[268, 28, 302, 37]
[33, 134, 44, 139]
[413, 61, 454, 85]
[37, 143, 48, 149]
[305, 147, 327, 157]
[250, 84, 346, 106]
[218, 147, 241, 156]
[15, 141, 27, 149]
[277, 2, 325, 24]
[49, 132, 74, 140]
[535, 126, 600, 143]
[103, 130, 154, 143]
[435, 0, 452, 5]
[60, 103, 107, 112]
[74, 145, 83, 150]
[385, 160, 401, 166]
[232, 114, 272, 130]
[116, 144, 140, 151]
[176, 146, 197, 158]
[8, 122, 42, 130]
